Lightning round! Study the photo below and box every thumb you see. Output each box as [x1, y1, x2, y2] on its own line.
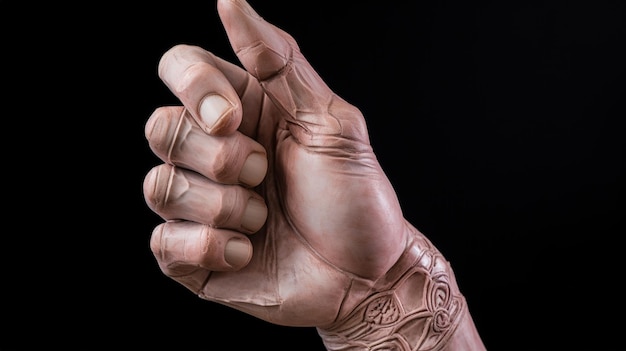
[217, 0, 297, 82]
[217, 0, 349, 138]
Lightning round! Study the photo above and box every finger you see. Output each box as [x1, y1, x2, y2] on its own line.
[151, 221, 253, 283]
[145, 106, 267, 187]
[143, 164, 268, 234]
[217, 0, 345, 136]
[158, 44, 248, 136]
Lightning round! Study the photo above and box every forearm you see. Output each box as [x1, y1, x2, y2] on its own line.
[317, 224, 486, 351]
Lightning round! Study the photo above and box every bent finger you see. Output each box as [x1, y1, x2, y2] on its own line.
[150, 221, 253, 285]
[143, 164, 268, 234]
[158, 44, 246, 136]
[145, 106, 267, 187]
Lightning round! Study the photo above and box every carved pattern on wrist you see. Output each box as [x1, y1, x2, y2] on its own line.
[318, 236, 466, 351]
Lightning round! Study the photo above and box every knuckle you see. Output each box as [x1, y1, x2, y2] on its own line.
[210, 143, 237, 182]
[145, 107, 184, 162]
[143, 164, 175, 214]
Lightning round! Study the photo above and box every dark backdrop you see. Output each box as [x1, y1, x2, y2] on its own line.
[2, 0, 625, 350]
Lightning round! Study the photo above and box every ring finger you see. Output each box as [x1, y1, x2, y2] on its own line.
[145, 105, 267, 188]
[143, 163, 267, 234]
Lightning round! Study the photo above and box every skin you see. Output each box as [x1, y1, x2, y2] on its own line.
[143, 1, 486, 349]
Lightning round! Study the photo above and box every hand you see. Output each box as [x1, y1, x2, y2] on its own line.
[143, 1, 484, 349]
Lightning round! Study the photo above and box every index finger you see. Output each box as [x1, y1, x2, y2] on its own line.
[158, 44, 245, 136]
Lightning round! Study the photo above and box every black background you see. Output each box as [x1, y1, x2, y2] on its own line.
[2, 0, 625, 350]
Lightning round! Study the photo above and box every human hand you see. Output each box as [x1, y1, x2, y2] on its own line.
[143, 1, 484, 349]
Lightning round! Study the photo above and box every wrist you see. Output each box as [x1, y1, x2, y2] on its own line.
[316, 227, 485, 351]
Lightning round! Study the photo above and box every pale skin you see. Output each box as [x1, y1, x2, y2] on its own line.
[143, 0, 486, 350]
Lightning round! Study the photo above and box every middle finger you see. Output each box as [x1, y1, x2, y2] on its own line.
[145, 105, 267, 188]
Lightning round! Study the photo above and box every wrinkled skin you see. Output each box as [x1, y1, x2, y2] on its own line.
[143, 5, 484, 350]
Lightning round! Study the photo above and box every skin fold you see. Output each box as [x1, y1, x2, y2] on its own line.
[143, 0, 486, 349]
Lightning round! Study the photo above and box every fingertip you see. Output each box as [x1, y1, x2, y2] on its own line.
[217, 0, 292, 81]
[238, 152, 268, 187]
[241, 197, 268, 233]
[198, 94, 242, 136]
[224, 236, 253, 270]
[217, 0, 262, 22]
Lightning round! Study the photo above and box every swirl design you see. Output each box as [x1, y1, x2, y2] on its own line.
[428, 273, 454, 333]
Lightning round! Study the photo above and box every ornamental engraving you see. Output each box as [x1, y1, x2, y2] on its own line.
[318, 237, 466, 351]
[365, 295, 401, 326]
[427, 273, 454, 333]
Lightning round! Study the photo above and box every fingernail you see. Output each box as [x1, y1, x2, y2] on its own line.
[241, 198, 267, 232]
[199, 94, 233, 130]
[239, 152, 268, 186]
[224, 237, 252, 269]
